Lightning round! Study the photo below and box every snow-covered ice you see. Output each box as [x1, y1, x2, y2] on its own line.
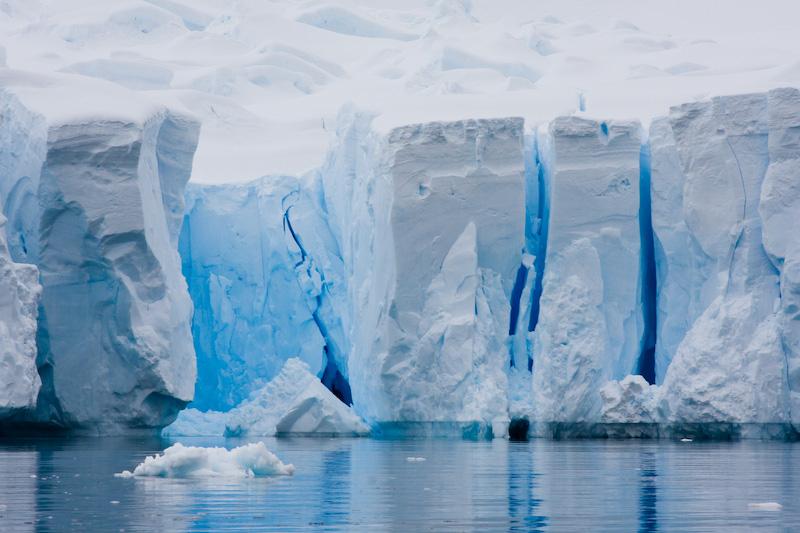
[115, 442, 295, 478]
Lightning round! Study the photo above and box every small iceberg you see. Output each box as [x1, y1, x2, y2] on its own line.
[115, 442, 295, 478]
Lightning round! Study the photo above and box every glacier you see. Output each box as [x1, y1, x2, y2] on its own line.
[3, 85, 800, 439]
[0, 1, 799, 438]
[168, 89, 800, 440]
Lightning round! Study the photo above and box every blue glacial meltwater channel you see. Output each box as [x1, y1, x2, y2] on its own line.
[1, 437, 799, 532]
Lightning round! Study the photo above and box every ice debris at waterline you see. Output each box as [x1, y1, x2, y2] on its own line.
[164, 359, 371, 437]
[115, 442, 295, 479]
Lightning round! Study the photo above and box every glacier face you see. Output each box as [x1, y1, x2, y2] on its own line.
[168, 90, 800, 440]
[760, 87, 800, 434]
[650, 93, 790, 435]
[180, 177, 326, 412]
[0, 2, 798, 439]
[532, 117, 643, 429]
[3, 82, 800, 438]
[325, 115, 525, 430]
[0, 80, 199, 434]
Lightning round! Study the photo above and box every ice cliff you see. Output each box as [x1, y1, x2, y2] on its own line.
[0, 75, 199, 434]
[3, 76, 800, 439]
[174, 89, 800, 440]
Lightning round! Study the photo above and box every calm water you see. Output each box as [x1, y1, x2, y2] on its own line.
[0, 436, 798, 532]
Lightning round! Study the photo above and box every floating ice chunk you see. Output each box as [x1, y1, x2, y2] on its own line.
[115, 442, 294, 478]
[747, 502, 782, 511]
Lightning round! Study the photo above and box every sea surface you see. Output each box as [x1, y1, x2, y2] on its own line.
[0, 436, 798, 532]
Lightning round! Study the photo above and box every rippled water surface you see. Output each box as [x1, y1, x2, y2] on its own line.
[0, 436, 798, 531]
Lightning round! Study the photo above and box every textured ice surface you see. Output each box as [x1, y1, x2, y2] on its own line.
[0, 213, 41, 419]
[532, 117, 642, 428]
[654, 94, 790, 431]
[165, 358, 370, 437]
[0, 77, 199, 434]
[7, 0, 798, 182]
[321, 113, 524, 430]
[115, 442, 295, 478]
[227, 358, 369, 437]
[600, 375, 658, 424]
[760, 88, 800, 433]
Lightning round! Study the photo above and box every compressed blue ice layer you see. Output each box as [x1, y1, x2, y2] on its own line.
[180, 173, 349, 412]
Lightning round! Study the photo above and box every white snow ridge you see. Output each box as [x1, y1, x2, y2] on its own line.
[0, 0, 799, 439]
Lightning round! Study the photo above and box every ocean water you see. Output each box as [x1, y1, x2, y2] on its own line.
[0, 436, 798, 532]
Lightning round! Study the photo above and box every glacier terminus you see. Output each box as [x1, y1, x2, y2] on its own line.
[0, 0, 800, 440]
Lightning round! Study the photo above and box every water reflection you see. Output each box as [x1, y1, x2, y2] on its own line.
[507, 442, 546, 531]
[0, 447, 37, 532]
[0, 437, 799, 531]
[638, 450, 658, 533]
[312, 446, 352, 527]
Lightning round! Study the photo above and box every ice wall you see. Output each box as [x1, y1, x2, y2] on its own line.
[0, 92, 43, 420]
[0, 81, 199, 434]
[532, 117, 643, 430]
[759, 87, 800, 433]
[180, 175, 349, 411]
[320, 113, 525, 432]
[174, 91, 800, 439]
[650, 94, 790, 436]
